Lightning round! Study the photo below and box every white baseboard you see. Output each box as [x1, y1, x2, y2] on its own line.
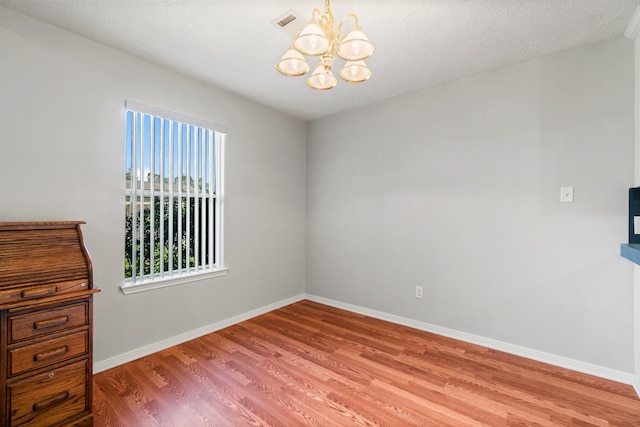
[93, 293, 306, 373]
[94, 292, 637, 394]
[304, 294, 637, 388]
[634, 379, 640, 398]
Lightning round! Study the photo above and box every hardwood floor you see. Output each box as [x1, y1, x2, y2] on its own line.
[92, 300, 640, 426]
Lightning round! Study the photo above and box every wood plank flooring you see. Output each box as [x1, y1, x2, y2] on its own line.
[92, 300, 640, 426]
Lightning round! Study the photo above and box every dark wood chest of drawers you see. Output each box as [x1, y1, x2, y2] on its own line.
[0, 222, 99, 426]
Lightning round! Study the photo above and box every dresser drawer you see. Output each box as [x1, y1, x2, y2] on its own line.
[8, 302, 88, 344]
[0, 279, 89, 307]
[8, 360, 88, 427]
[8, 331, 88, 377]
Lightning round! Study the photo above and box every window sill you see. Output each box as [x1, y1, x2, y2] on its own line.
[120, 268, 229, 295]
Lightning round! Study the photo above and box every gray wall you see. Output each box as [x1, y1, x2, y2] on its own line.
[0, 7, 307, 363]
[307, 37, 635, 372]
[1, 5, 636, 376]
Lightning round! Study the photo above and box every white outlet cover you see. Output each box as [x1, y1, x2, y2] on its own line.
[560, 186, 574, 203]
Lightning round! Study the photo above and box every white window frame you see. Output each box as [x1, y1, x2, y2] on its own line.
[122, 101, 228, 295]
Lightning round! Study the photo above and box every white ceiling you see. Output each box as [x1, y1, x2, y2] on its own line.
[1, 0, 639, 121]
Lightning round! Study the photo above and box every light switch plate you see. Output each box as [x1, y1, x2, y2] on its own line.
[560, 186, 574, 203]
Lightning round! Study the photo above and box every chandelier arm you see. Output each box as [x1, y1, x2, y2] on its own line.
[311, 7, 322, 22]
[318, 8, 334, 31]
[338, 13, 359, 34]
[319, 15, 330, 29]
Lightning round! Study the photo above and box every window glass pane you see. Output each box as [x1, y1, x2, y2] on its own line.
[124, 105, 223, 285]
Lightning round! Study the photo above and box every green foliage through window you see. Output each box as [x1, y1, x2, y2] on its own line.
[124, 197, 214, 279]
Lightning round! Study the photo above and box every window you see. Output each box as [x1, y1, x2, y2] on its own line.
[123, 101, 227, 294]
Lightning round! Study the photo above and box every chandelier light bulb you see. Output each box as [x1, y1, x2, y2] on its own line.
[352, 42, 360, 56]
[307, 63, 337, 90]
[309, 36, 318, 50]
[276, 48, 310, 77]
[339, 60, 371, 83]
[337, 27, 374, 61]
[294, 22, 330, 56]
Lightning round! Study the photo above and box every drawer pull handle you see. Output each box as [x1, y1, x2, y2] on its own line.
[21, 286, 57, 299]
[33, 391, 69, 412]
[33, 315, 69, 330]
[34, 346, 68, 362]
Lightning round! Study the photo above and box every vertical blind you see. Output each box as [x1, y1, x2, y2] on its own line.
[124, 102, 225, 284]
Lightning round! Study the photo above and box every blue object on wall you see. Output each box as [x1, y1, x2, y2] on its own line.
[629, 187, 640, 244]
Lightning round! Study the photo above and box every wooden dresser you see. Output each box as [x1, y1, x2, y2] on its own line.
[0, 222, 99, 426]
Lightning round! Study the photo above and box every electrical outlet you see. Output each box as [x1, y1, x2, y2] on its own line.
[415, 286, 423, 299]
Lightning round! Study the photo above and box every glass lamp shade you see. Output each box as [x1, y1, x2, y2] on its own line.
[307, 63, 337, 90]
[294, 23, 331, 56]
[337, 27, 374, 60]
[276, 48, 310, 77]
[339, 60, 371, 83]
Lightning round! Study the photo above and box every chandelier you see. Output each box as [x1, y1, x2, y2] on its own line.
[276, 0, 374, 90]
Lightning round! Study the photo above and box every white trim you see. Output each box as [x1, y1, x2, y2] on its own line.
[216, 132, 225, 269]
[120, 268, 229, 295]
[94, 293, 305, 373]
[304, 294, 637, 386]
[626, 6, 640, 40]
[95, 293, 637, 389]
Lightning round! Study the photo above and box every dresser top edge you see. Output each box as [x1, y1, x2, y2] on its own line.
[0, 221, 86, 231]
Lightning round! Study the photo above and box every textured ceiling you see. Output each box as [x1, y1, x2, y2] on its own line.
[1, 0, 639, 120]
